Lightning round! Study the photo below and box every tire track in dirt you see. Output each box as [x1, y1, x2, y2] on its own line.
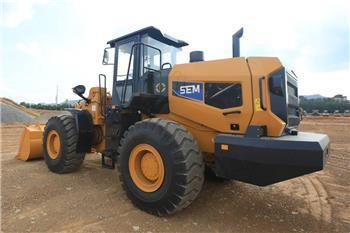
[276, 176, 332, 223]
[302, 177, 332, 223]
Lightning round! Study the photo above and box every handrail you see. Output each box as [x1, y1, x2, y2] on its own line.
[99, 74, 107, 117]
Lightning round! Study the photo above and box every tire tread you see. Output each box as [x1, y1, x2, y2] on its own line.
[117, 118, 204, 216]
[43, 115, 84, 173]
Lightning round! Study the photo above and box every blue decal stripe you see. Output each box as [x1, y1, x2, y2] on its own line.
[172, 81, 203, 101]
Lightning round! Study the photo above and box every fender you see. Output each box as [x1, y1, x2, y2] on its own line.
[65, 108, 93, 153]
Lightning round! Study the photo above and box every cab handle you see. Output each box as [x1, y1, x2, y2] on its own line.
[259, 76, 267, 111]
[223, 110, 241, 116]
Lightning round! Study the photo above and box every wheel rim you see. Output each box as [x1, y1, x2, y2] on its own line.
[129, 144, 165, 192]
[47, 130, 61, 159]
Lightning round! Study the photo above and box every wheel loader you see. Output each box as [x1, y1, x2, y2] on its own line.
[17, 26, 330, 216]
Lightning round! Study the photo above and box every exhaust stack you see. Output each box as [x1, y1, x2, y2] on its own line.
[232, 27, 243, 57]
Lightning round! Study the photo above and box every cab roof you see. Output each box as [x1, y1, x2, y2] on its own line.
[107, 26, 189, 48]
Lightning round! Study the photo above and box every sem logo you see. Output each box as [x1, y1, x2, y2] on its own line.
[179, 85, 201, 95]
[173, 81, 203, 101]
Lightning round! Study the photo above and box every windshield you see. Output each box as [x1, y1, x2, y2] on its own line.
[141, 35, 180, 70]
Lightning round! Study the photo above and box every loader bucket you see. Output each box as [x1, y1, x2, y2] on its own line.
[16, 124, 45, 161]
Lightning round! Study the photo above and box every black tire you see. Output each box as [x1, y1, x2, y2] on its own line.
[43, 115, 84, 173]
[117, 118, 205, 216]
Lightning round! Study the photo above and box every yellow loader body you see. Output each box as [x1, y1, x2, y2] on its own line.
[14, 26, 330, 216]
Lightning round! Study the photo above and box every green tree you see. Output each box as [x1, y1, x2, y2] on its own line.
[300, 98, 350, 113]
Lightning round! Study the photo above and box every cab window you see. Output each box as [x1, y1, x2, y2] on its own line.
[141, 35, 180, 71]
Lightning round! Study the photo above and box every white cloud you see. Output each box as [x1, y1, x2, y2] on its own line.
[1, 0, 49, 28]
[298, 69, 350, 98]
[16, 42, 41, 57]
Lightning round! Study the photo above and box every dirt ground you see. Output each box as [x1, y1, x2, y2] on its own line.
[1, 117, 349, 232]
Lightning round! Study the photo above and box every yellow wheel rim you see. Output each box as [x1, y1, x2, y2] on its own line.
[129, 144, 165, 192]
[47, 130, 61, 159]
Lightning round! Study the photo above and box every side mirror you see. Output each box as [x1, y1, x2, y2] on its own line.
[102, 49, 109, 65]
[102, 47, 115, 65]
[73, 85, 86, 95]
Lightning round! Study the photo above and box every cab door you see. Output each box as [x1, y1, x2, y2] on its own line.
[113, 35, 140, 106]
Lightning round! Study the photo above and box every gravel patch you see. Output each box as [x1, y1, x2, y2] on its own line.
[0, 102, 36, 124]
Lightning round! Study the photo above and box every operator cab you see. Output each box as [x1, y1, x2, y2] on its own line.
[103, 26, 188, 108]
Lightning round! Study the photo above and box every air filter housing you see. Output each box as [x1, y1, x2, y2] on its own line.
[190, 51, 204, 62]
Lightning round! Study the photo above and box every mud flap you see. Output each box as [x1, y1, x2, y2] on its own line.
[65, 109, 93, 153]
[214, 132, 330, 186]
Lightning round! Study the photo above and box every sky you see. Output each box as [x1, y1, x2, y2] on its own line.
[0, 0, 349, 103]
